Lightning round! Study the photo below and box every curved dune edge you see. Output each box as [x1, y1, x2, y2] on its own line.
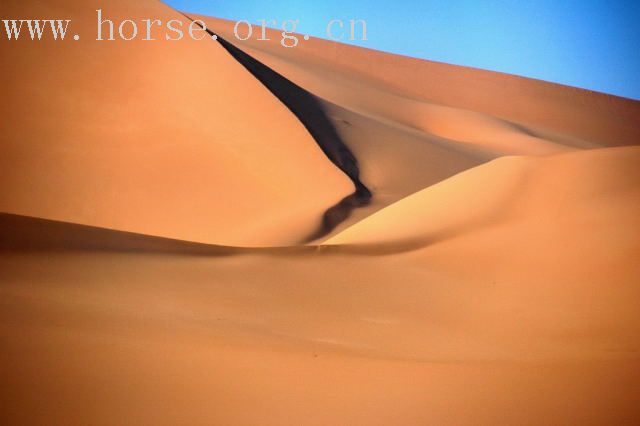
[0, 0, 353, 247]
[183, 17, 372, 241]
[326, 146, 640, 248]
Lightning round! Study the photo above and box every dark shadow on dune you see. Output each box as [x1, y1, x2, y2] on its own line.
[185, 17, 372, 242]
[0, 211, 492, 258]
[0, 213, 241, 256]
[0, 213, 333, 257]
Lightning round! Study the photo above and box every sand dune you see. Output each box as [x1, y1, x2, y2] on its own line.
[196, 16, 640, 238]
[0, 0, 352, 246]
[328, 146, 640, 248]
[1, 1, 640, 425]
[196, 16, 640, 148]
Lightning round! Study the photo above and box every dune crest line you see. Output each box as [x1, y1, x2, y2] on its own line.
[186, 16, 372, 242]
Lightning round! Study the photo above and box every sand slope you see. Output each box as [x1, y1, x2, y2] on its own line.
[196, 16, 640, 148]
[328, 146, 640, 249]
[0, 0, 352, 247]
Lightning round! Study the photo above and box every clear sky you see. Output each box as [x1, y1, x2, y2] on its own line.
[163, 0, 640, 100]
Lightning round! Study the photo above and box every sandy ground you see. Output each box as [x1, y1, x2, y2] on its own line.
[1, 1, 640, 425]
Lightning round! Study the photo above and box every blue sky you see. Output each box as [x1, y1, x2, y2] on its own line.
[163, 0, 640, 100]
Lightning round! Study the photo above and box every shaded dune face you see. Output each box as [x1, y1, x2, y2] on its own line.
[184, 17, 372, 241]
[0, 212, 240, 256]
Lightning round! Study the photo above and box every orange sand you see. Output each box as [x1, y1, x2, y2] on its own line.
[1, 1, 639, 425]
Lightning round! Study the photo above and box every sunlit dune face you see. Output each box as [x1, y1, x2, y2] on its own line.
[0, 0, 353, 247]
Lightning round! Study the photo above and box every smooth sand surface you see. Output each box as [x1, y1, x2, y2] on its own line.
[1, 2, 640, 425]
[0, 0, 352, 247]
[197, 16, 640, 148]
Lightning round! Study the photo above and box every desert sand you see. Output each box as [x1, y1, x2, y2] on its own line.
[1, 1, 639, 425]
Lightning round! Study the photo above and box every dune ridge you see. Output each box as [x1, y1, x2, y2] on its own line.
[197, 16, 640, 146]
[185, 16, 372, 241]
[0, 0, 353, 247]
[197, 15, 640, 239]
